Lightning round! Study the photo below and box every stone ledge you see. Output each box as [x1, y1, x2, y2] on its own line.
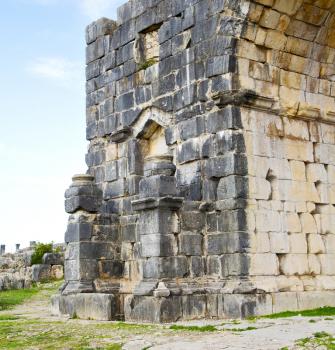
[132, 197, 184, 211]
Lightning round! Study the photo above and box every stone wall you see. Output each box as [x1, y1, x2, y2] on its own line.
[0, 248, 64, 291]
[54, 0, 335, 322]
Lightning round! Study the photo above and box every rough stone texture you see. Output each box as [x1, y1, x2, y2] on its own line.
[57, 0, 335, 322]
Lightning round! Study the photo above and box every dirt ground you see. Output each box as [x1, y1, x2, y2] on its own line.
[1, 285, 334, 350]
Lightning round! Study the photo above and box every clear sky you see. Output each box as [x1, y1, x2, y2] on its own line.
[0, 0, 125, 252]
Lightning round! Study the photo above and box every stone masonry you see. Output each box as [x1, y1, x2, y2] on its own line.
[52, 0, 335, 322]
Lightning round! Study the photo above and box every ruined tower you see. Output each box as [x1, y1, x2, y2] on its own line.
[53, 0, 335, 322]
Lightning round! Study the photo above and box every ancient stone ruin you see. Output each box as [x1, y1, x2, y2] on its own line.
[53, 0, 335, 322]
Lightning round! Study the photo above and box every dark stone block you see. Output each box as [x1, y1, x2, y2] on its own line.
[42, 253, 64, 266]
[191, 16, 218, 44]
[217, 175, 248, 200]
[86, 37, 105, 64]
[139, 175, 177, 198]
[65, 223, 93, 243]
[121, 223, 137, 242]
[207, 234, 227, 255]
[182, 295, 207, 320]
[99, 260, 124, 278]
[181, 211, 205, 231]
[158, 74, 175, 95]
[32, 264, 51, 282]
[104, 179, 128, 199]
[143, 257, 188, 278]
[65, 196, 100, 214]
[190, 256, 205, 277]
[203, 153, 247, 178]
[179, 233, 202, 255]
[178, 116, 204, 141]
[177, 139, 200, 164]
[125, 296, 182, 323]
[115, 92, 134, 112]
[218, 16, 244, 36]
[206, 55, 236, 77]
[218, 209, 248, 232]
[141, 234, 176, 257]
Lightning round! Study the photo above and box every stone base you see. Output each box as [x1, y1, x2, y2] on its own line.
[53, 291, 335, 322]
[51, 293, 120, 321]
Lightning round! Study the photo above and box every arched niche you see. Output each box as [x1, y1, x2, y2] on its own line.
[131, 107, 174, 176]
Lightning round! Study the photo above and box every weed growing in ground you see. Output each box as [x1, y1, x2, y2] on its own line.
[170, 324, 218, 332]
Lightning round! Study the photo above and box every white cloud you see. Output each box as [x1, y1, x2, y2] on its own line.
[27, 57, 82, 84]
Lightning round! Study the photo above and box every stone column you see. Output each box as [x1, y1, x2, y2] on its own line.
[128, 156, 184, 322]
[62, 174, 102, 294]
[0, 245, 5, 256]
[15, 244, 20, 252]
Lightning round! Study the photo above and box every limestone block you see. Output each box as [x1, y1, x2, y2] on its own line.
[259, 9, 281, 29]
[253, 0, 273, 5]
[301, 276, 317, 291]
[289, 161, 306, 181]
[289, 234, 307, 253]
[315, 276, 335, 291]
[237, 40, 266, 62]
[280, 70, 308, 89]
[306, 163, 327, 183]
[280, 254, 309, 275]
[284, 120, 309, 143]
[286, 181, 319, 202]
[315, 183, 329, 204]
[264, 30, 287, 50]
[250, 253, 279, 276]
[285, 37, 312, 60]
[319, 254, 335, 275]
[300, 213, 317, 234]
[269, 232, 290, 253]
[51, 265, 64, 280]
[308, 254, 321, 275]
[284, 213, 302, 233]
[32, 264, 51, 282]
[284, 201, 295, 212]
[315, 143, 335, 165]
[296, 202, 307, 213]
[297, 291, 335, 310]
[307, 202, 316, 213]
[307, 234, 325, 253]
[74, 293, 116, 321]
[320, 213, 335, 234]
[272, 292, 298, 313]
[273, 0, 303, 15]
[248, 3, 264, 23]
[283, 139, 314, 162]
[276, 275, 304, 292]
[250, 232, 270, 253]
[256, 210, 282, 232]
[248, 176, 272, 200]
[324, 234, 335, 253]
[327, 165, 335, 183]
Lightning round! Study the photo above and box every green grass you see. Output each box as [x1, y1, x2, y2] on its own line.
[0, 288, 39, 310]
[0, 315, 19, 321]
[228, 326, 258, 332]
[263, 307, 335, 319]
[170, 324, 218, 332]
[296, 331, 335, 349]
[138, 58, 157, 70]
